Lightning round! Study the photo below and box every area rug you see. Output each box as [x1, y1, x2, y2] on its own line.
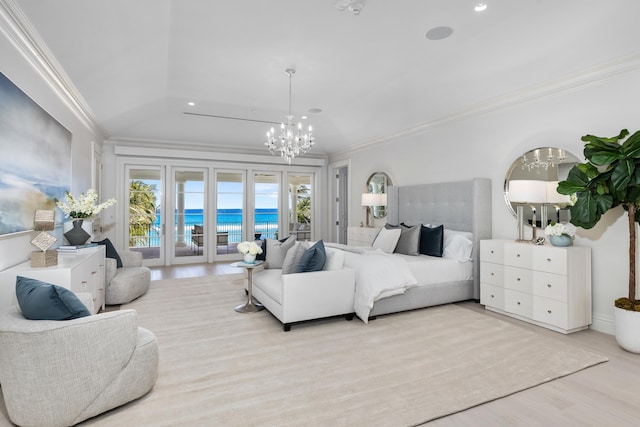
[79, 276, 607, 427]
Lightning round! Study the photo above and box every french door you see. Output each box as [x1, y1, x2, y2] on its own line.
[170, 167, 207, 264]
[126, 166, 164, 266]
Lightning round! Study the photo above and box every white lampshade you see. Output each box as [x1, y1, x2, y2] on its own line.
[508, 180, 547, 203]
[546, 181, 571, 205]
[361, 193, 387, 207]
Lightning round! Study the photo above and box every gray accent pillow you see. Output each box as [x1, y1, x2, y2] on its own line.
[386, 224, 421, 256]
[265, 235, 296, 269]
[295, 240, 326, 273]
[16, 276, 91, 320]
[281, 241, 310, 274]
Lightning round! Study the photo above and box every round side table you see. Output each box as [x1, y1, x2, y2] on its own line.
[231, 260, 264, 313]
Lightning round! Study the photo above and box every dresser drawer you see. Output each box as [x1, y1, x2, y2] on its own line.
[532, 271, 568, 302]
[480, 262, 504, 286]
[532, 246, 567, 275]
[533, 296, 569, 330]
[481, 283, 504, 310]
[504, 266, 533, 294]
[481, 240, 504, 264]
[504, 243, 533, 269]
[504, 289, 533, 318]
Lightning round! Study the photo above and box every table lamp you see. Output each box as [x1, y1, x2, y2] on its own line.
[361, 193, 387, 227]
[508, 180, 547, 242]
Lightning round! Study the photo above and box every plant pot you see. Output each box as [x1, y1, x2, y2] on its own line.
[614, 305, 640, 353]
[549, 235, 572, 247]
[243, 253, 256, 264]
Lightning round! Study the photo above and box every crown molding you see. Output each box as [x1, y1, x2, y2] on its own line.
[332, 53, 640, 159]
[0, 0, 104, 139]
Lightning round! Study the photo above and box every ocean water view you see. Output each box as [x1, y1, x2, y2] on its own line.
[149, 208, 279, 244]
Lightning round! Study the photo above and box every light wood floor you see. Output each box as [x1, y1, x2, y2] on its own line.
[145, 264, 640, 426]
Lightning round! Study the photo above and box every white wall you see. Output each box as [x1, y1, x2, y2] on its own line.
[331, 66, 640, 334]
[0, 25, 100, 306]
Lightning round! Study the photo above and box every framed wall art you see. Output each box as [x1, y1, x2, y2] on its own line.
[0, 72, 71, 235]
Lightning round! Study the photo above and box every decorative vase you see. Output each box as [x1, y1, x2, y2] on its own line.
[243, 253, 256, 264]
[549, 235, 572, 247]
[64, 219, 91, 246]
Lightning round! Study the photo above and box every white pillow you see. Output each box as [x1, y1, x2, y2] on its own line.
[323, 247, 345, 271]
[442, 232, 473, 262]
[372, 228, 401, 254]
[265, 235, 297, 269]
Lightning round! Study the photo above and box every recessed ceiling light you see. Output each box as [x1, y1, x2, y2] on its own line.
[187, 102, 195, 106]
[425, 26, 454, 41]
[308, 108, 323, 114]
[475, 3, 487, 12]
[301, 115, 308, 120]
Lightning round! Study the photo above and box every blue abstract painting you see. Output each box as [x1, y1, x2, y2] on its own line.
[0, 72, 71, 235]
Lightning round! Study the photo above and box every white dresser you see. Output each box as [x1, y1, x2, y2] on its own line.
[480, 239, 591, 334]
[347, 226, 380, 246]
[3, 246, 106, 314]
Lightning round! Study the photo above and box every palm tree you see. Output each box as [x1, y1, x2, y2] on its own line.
[129, 180, 157, 247]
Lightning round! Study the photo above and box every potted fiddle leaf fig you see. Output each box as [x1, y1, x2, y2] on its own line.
[557, 129, 640, 352]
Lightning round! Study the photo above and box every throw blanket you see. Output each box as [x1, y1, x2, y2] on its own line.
[326, 243, 418, 323]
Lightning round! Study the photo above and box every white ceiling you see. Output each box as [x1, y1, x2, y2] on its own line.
[13, 0, 640, 157]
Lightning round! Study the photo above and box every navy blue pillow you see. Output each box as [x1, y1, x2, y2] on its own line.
[16, 276, 91, 320]
[420, 225, 444, 257]
[295, 240, 326, 273]
[93, 238, 123, 268]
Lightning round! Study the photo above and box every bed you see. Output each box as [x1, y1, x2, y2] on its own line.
[349, 178, 492, 320]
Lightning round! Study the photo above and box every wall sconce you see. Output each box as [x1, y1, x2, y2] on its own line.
[361, 193, 387, 227]
[30, 210, 58, 267]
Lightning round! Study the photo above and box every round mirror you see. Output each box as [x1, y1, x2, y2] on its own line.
[504, 147, 579, 226]
[366, 172, 392, 219]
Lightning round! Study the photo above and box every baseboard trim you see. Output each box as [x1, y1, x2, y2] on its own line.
[590, 313, 614, 335]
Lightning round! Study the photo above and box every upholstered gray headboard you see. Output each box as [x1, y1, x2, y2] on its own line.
[387, 178, 492, 299]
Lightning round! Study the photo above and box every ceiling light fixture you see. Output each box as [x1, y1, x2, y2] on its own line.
[265, 68, 315, 164]
[187, 101, 195, 106]
[475, 3, 487, 12]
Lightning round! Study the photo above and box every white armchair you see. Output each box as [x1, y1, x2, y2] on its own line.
[0, 307, 158, 427]
[105, 250, 151, 305]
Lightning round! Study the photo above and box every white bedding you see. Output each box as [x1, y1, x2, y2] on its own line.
[395, 254, 473, 284]
[325, 243, 472, 323]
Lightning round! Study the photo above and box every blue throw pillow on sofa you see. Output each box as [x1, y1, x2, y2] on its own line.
[295, 240, 326, 273]
[16, 276, 91, 320]
[93, 238, 123, 268]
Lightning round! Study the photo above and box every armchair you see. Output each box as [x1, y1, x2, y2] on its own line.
[0, 307, 159, 427]
[105, 250, 150, 305]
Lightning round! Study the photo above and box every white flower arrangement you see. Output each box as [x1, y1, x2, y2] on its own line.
[57, 188, 116, 219]
[237, 241, 263, 255]
[544, 221, 577, 237]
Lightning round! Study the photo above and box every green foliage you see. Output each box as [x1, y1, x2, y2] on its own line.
[128, 180, 157, 246]
[557, 129, 640, 229]
[558, 129, 640, 303]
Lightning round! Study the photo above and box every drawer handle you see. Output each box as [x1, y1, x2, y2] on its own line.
[516, 277, 521, 281]
[517, 301, 521, 305]
[517, 253, 521, 258]
[547, 310, 552, 314]
[491, 294, 495, 298]
[490, 272, 494, 276]
[547, 284, 552, 288]
[547, 258, 552, 262]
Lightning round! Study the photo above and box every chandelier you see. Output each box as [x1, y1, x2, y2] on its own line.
[265, 68, 315, 164]
[521, 148, 566, 172]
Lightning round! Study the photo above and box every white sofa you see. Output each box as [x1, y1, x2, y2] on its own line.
[251, 267, 356, 331]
